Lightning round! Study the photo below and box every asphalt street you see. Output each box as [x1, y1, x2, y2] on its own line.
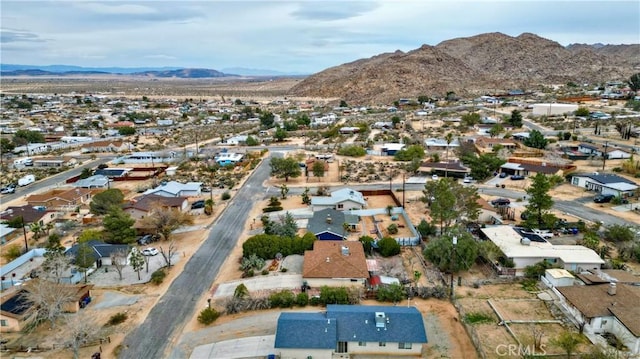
[0, 156, 113, 206]
[118, 156, 271, 359]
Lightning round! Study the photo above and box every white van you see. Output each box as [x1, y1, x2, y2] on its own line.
[13, 157, 33, 167]
[18, 174, 35, 187]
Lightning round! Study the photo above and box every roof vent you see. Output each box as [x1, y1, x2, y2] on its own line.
[341, 246, 350, 256]
[608, 282, 617, 296]
[374, 312, 386, 329]
[521, 237, 531, 246]
[326, 257, 330, 263]
[326, 214, 332, 224]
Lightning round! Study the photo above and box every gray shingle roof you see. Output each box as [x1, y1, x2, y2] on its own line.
[307, 208, 347, 237]
[574, 173, 636, 185]
[275, 312, 337, 349]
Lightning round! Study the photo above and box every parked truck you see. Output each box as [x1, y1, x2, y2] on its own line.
[18, 174, 35, 187]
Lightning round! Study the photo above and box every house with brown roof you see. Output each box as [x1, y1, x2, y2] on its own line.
[417, 161, 470, 178]
[302, 241, 369, 288]
[0, 205, 57, 228]
[123, 194, 189, 220]
[26, 188, 93, 212]
[474, 136, 518, 153]
[555, 283, 640, 354]
[81, 140, 133, 153]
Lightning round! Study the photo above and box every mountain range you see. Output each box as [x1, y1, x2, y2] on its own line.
[288, 32, 640, 104]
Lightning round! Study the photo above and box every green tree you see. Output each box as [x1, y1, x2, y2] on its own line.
[279, 184, 289, 199]
[312, 161, 325, 179]
[296, 114, 311, 126]
[508, 109, 523, 127]
[129, 249, 145, 280]
[603, 224, 636, 243]
[269, 157, 302, 182]
[0, 138, 15, 153]
[118, 127, 136, 136]
[234, 283, 250, 299]
[337, 145, 366, 157]
[377, 237, 401, 257]
[245, 135, 259, 146]
[416, 219, 437, 238]
[274, 127, 287, 141]
[523, 129, 548, 149]
[13, 129, 45, 145]
[377, 283, 405, 302]
[102, 207, 136, 244]
[394, 145, 425, 162]
[74, 242, 96, 283]
[260, 111, 275, 128]
[551, 331, 583, 359]
[339, 100, 348, 108]
[422, 178, 480, 233]
[488, 124, 503, 138]
[524, 173, 557, 229]
[391, 116, 401, 127]
[77, 229, 102, 243]
[90, 189, 125, 215]
[574, 107, 590, 117]
[301, 187, 311, 205]
[628, 72, 640, 92]
[582, 232, 600, 251]
[359, 235, 375, 254]
[78, 167, 93, 180]
[423, 231, 478, 272]
[461, 112, 481, 127]
[29, 222, 43, 239]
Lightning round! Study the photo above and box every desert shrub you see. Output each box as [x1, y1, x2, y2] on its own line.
[521, 278, 539, 292]
[261, 269, 269, 275]
[106, 312, 128, 326]
[269, 290, 296, 308]
[240, 254, 265, 272]
[414, 285, 448, 299]
[221, 191, 231, 200]
[150, 269, 166, 285]
[296, 292, 309, 306]
[377, 237, 401, 257]
[376, 283, 405, 302]
[2, 245, 22, 262]
[197, 307, 220, 325]
[280, 267, 288, 272]
[337, 145, 366, 157]
[464, 312, 494, 324]
[243, 269, 255, 278]
[387, 224, 399, 235]
[262, 206, 283, 213]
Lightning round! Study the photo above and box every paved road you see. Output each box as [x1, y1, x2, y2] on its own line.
[118, 156, 272, 359]
[0, 156, 113, 206]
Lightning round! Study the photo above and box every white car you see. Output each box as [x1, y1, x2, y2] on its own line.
[463, 176, 473, 183]
[142, 247, 159, 256]
[432, 174, 439, 180]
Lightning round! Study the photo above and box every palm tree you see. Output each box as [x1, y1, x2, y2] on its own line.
[444, 132, 454, 178]
[29, 222, 43, 239]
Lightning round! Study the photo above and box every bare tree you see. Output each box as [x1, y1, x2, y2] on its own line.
[59, 313, 103, 359]
[22, 279, 77, 330]
[41, 251, 73, 284]
[109, 249, 128, 281]
[143, 253, 151, 273]
[139, 207, 194, 242]
[159, 241, 177, 267]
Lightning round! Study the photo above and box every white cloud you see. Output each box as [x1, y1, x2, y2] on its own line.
[0, 0, 637, 72]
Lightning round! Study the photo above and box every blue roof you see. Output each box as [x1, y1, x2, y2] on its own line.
[327, 305, 427, 344]
[275, 305, 427, 349]
[275, 312, 337, 349]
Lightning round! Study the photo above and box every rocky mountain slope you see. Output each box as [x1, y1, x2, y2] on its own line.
[289, 32, 639, 104]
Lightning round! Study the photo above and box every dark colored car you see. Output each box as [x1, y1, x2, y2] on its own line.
[499, 172, 508, 178]
[491, 198, 511, 206]
[594, 194, 615, 203]
[510, 175, 525, 180]
[191, 200, 206, 209]
[137, 234, 153, 245]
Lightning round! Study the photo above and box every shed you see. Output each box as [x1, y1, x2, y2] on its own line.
[544, 268, 575, 287]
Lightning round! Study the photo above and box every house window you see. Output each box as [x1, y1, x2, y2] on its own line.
[0, 319, 7, 326]
[337, 204, 344, 209]
[336, 341, 347, 353]
[379, 342, 386, 347]
[358, 342, 366, 347]
[399, 342, 412, 349]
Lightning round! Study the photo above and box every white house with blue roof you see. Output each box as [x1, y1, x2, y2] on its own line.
[275, 305, 427, 358]
[143, 181, 202, 197]
[311, 188, 367, 211]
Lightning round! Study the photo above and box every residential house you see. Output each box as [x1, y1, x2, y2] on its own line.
[94, 168, 131, 178]
[274, 305, 427, 359]
[0, 205, 57, 228]
[424, 138, 460, 150]
[115, 151, 178, 164]
[123, 194, 189, 220]
[74, 175, 110, 189]
[302, 241, 369, 287]
[307, 208, 360, 240]
[578, 143, 631, 159]
[33, 158, 67, 168]
[575, 269, 640, 286]
[311, 188, 367, 211]
[0, 223, 20, 245]
[144, 181, 202, 197]
[476, 198, 501, 224]
[381, 143, 405, 156]
[81, 140, 133, 153]
[65, 240, 131, 269]
[12, 143, 49, 155]
[339, 127, 360, 134]
[371, 121, 393, 130]
[214, 152, 244, 166]
[417, 161, 470, 178]
[157, 119, 174, 126]
[479, 225, 604, 276]
[224, 135, 249, 146]
[556, 283, 640, 355]
[570, 173, 638, 198]
[26, 188, 93, 212]
[0, 283, 93, 332]
[499, 162, 562, 177]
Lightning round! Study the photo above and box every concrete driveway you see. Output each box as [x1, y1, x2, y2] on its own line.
[189, 335, 276, 359]
[213, 274, 303, 299]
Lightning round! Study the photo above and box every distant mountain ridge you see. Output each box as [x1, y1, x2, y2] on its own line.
[0, 65, 237, 78]
[289, 32, 640, 104]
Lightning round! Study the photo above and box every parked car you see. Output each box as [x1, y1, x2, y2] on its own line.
[142, 247, 159, 256]
[594, 194, 615, 203]
[137, 234, 153, 245]
[431, 174, 439, 180]
[201, 187, 211, 193]
[463, 176, 473, 184]
[191, 200, 205, 209]
[1, 184, 16, 194]
[510, 175, 525, 180]
[491, 198, 511, 206]
[499, 172, 508, 178]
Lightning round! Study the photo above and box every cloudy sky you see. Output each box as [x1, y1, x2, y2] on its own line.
[1, 1, 638, 73]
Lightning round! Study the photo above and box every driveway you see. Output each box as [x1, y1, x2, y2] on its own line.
[213, 274, 303, 299]
[189, 335, 276, 359]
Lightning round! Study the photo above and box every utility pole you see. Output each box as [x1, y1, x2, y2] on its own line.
[602, 141, 608, 171]
[450, 236, 457, 302]
[20, 216, 28, 252]
[402, 172, 406, 208]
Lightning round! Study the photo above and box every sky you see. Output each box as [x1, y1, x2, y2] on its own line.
[1, 0, 639, 74]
